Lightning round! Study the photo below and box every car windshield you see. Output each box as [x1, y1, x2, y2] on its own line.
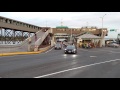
[66, 45, 75, 49]
[56, 44, 61, 47]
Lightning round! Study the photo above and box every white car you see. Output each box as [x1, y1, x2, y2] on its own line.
[108, 43, 119, 48]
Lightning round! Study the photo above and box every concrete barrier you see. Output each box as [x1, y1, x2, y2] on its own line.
[0, 46, 51, 57]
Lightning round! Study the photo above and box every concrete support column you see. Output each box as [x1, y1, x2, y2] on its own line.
[99, 30, 103, 47]
[13, 30, 15, 44]
[0, 28, 3, 44]
[51, 36, 54, 47]
[28, 41, 32, 52]
[77, 40, 79, 48]
[100, 31, 106, 47]
[4, 29, 6, 44]
[29, 32, 30, 37]
[34, 46, 39, 52]
[21, 31, 23, 41]
[100, 38, 106, 47]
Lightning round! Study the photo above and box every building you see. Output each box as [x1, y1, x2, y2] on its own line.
[76, 32, 101, 48]
[52, 26, 108, 47]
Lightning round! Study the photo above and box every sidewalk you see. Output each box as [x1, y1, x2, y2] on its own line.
[0, 46, 51, 56]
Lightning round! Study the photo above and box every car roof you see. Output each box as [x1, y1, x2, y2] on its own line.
[66, 45, 75, 47]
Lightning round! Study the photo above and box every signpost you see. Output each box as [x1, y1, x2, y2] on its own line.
[110, 29, 117, 32]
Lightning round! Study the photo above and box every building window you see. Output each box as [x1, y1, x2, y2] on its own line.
[9, 20, 12, 24]
[91, 29, 96, 31]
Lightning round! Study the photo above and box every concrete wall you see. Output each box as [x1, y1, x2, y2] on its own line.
[52, 28, 108, 36]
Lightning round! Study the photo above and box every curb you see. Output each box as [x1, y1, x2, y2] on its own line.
[0, 46, 51, 57]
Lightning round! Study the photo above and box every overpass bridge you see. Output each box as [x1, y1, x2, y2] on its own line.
[0, 16, 108, 53]
[0, 16, 51, 44]
[0, 16, 44, 32]
[0, 16, 53, 53]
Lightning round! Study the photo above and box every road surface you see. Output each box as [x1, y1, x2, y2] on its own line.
[0, 47, 120, 78]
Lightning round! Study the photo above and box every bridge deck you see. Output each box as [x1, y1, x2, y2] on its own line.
[0, 16, 50, 32]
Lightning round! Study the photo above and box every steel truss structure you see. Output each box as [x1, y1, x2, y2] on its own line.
[0, 28, 34, 44]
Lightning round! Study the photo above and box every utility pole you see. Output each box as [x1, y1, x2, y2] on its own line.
[87, 22, 89, 27]
[100, 14, 106, 47]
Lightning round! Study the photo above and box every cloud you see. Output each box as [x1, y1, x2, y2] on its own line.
[0, 12, 120, 38]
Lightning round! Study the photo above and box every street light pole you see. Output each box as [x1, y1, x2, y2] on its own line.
[87, 22, 89, 27]
[70, 28, 72, 42]
[101, 14, 106, 37]
[71, 28, 72, 38]
[100, 14, 106, 47]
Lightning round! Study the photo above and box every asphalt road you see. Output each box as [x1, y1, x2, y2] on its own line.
[1, 47, 120, 78]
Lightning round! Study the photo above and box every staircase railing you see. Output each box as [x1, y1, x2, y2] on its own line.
[35, 30, 49, 46]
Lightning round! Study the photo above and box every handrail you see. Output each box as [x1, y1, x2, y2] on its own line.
[35, 30, 49, 46]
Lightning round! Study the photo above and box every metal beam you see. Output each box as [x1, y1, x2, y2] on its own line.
[0, 16, 44, 33]
[0, 27, 3, 44]
[0, 27, 37, 45]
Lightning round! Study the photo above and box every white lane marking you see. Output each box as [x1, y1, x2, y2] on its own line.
[80, 49, 120, 54]
[80, 49, 100, 52]
[90, 56, 97, 57]
[94, 49, 120, 53]
[110, 51, 120, 53]
[80, 49, 114, 53]
[45, 47, 54, 53]
[34, 59, 120, 78]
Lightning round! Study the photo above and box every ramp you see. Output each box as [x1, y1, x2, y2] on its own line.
[0, 29, 52, 53]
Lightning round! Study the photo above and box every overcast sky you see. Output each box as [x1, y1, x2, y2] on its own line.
[0, 12, 120, 38]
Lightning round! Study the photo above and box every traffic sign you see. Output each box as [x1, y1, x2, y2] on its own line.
[110, 29, 117, 32]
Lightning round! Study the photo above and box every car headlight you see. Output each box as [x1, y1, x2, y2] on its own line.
[73, 49, 76, 51]
[64, 49, 67, 50]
